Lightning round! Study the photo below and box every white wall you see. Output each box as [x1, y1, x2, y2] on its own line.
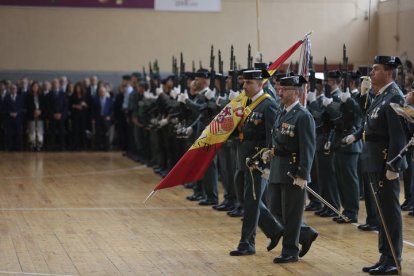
[0, 0, 380, 72]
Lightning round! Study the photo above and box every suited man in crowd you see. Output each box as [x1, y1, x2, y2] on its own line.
[47, 78, 68, 150]
[4, 84, 25, 151]
[92, 86, 113, 150]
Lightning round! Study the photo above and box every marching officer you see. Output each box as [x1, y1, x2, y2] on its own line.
[356, 56, 407, 275]
[229, 69, 283, 256]
[266, 75, 317, 263]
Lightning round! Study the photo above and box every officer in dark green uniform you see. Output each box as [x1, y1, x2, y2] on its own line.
[324, 71, 364, 223]
[267, 75, 317, 263]
[229, 69, 283, 256]
[178, 69, 218, 205]
[356, 56, 407, 275]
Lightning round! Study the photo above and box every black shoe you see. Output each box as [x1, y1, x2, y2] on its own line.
[332, 216, 340, 222]
[186, 194, 203, 201]
[369, 264, 398, 275]
[336, 217, 357, 224]
[319, 210, 336, 218]
[358, 224, 378, 231]
[315, 208, 327, 216]
[401, 205, 413, 211]
[183, 183, 194, 189]
[401, 199, 411, 209]
[305, 202, 322, 212]
[299, 232, 318, 257]
[229, 248, 255, 256]
[362, 262, 382, 273]
[408, 211, 414, 217]
[267, 231, 283, 252]
[273, 254, 298, 263]
[228, 208, 244, 217]
[199, 199, 218, 206]
[212, 202, 227, 210]
[216, 203, 234, 212]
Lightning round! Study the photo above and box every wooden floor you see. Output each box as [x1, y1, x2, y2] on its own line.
[0, 152, 413, 276]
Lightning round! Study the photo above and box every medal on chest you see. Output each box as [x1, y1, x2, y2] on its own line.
[280, 122, 295, 137]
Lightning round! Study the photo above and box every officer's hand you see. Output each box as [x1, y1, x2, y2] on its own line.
[261, 168, 270, 180]
[261, 149, 273, 164]
[204, 89, 215, 100]
[155, 87, 164, 96]
[177, 92, 188, 104]
[159, 118, 168, 127]
[385, 170, 399, 180]
[322, 97, 333, 107]
[340, 88, 351, 103]
[293, 177, 307, 189]
[342, 134, 356, 145]
[216, 94, 227, 105]
[185, 126, 193, 136]
[360, 76, 371, 96]
[170, 87, 180, 99]
[228, 90, 240, 101]
[306, 91, 316, 103]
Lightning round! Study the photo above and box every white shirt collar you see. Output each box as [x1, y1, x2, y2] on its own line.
[250, 89, 264, 102]
[285, 100, 299, 113]
[378, 81, 393, 95]
[351, 88, 359, 94]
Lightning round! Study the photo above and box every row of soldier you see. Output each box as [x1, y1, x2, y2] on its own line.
[124, 50, 413, 273]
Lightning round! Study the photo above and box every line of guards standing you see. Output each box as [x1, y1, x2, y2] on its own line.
[122, 55, 413, 272]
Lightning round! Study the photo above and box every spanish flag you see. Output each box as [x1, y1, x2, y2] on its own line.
[145, 35, 308, 202]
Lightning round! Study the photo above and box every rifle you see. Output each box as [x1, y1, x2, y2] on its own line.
[192, 60, 196, 73]
[149, 62, 155, 93]
[199, 60, 203, 70]
[209, 45, 216, 91]
[143, 66, 147, 85]
[218, 50, 226, 96]
[247, 44, 253, 69]
[172, 56, 179, 88]
[323, 56, 331, 98]
[309, 55, 316, 92]
[342, 44, 349, 92]
[230, 45, 239, 92]
[179, 52, 187, 93]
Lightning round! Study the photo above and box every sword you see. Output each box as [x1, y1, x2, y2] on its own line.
[368, 180, 402, 275]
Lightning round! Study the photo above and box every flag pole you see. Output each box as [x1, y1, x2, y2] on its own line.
[143, 190, 157, 205]
[256, 0, 261, 52]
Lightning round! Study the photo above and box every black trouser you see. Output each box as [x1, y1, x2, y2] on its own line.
[268, 182, 305, 257]
[237, 171, 283, 251]
[307, 155, 321, 204]
[95, 117, 111, 150]
[367, 173, 402, 266]
[335, 152, 360, 220]
[316, 151, 340, 210]
[48, 118, 65, 150]
[403, 151, 412, 206]
[217, 143, 236, 204]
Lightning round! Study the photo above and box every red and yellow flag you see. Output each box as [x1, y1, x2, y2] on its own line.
[145, 36, 308, 201]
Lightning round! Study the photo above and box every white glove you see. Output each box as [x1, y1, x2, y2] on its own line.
[385, 170, 399, 180]
[322, 97, 333, 107]
[339, 89, 351, 103]
[185, 126, 193, 136]
[144, 91, 158, 99]
[261, 168, 270, 180]
[159, 118, 168, 127]
[342, 134, 356, 145]
[177, 92, 189, 104]
[228, 90, 240, 101]
[360, 76, 371, 96]
[204, 89, 215, 100]
[216, 94, 227, 105]
[261, 149, 272, 164]
[170, 88, 180, 99]
[293, 177, 307, 189]
[306, 91, 316, 103]
[156, 87, 163, 96]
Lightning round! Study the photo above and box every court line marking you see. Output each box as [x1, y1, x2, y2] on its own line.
[0, 271, 75, 276]
[352, 222, 414, 248]
[0, 165, 146, 180]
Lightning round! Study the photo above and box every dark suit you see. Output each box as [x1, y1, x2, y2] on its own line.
[269, 102, 316, 257]
[92, 96, 113, 150]
[236, 92, 283, 252]
[0, 90, 7, 150]
[4, 93, 24, 151]
[357, 82, 407, 266]
[47, 90, 68, 150]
